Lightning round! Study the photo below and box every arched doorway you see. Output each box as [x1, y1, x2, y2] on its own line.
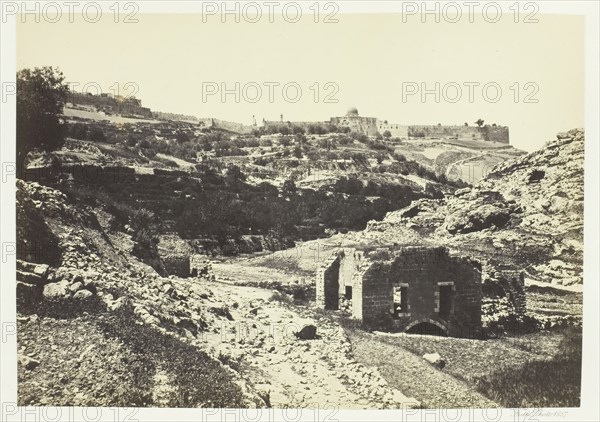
[405, 320, 448, 337]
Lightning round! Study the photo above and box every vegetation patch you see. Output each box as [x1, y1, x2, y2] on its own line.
[97, 303, 245, 407]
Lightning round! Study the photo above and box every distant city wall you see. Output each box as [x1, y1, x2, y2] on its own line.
[68, 92, 152, 118]
[67, 94, 509, 143]
[407, 125, 509, 143]
[263, 119, 509, 144]
[377, 122, 409, 138]
[210, 118, 255, 134]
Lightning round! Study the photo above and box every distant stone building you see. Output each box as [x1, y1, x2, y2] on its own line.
[329, 107, 379, 137]
[263, 107, 509, 143]
[316, 246, 483, 338]
[377, 120, 409, 138]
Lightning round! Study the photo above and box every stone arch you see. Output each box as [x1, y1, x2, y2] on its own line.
[404, 318, 448, 336]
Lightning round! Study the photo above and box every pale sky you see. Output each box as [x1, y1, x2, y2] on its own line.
[17, 13, 584, 151]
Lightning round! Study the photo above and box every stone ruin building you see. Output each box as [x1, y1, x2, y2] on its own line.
[316, 246, 484, 338]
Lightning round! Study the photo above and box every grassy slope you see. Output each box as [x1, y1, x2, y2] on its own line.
[343, 322, 581, 408]
[18, 298, 245, 407]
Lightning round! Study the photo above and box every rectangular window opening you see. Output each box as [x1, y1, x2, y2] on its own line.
[439, 284, 453, 321]
[345, 286, 352, 300]
[393, 285, 408, 318]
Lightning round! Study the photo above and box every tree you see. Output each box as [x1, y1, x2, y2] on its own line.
[17, 67, 70, 175]
[130, 208, 160, 264]
[293, 145, 303, 159]
[475, 119, 484, 128]
[292, 125, 305, 135]
[176, 131, 190, 143]
[225, 165, 246, 184]
[382, 130, 392, 139]
[280, 136, 292, 147]
[282, 179, 297, 195]
[88, 126, 106, 142]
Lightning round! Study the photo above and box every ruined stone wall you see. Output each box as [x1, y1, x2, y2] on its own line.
[359, 262, 393, 323]
[316, 255, 341, 310]
[157, 234, 195, 277]
[338, 249, 363, 297]
[444, 256, 483, 337]
[356, 247, 482, 337]
[497, 270, 526, 316]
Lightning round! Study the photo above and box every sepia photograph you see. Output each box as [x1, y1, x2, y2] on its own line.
[1, 1, 599, 421]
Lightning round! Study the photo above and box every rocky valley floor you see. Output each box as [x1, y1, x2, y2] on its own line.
[18, 257, 582, 408]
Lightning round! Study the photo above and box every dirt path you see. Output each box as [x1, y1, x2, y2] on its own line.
[200, 281, 420, 409]
[208, 262, 502, 409]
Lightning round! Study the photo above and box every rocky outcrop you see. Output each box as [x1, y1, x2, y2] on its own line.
[365, 129, 584, 287]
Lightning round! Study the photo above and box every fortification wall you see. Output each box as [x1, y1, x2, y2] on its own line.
[68, 92, 153, 118]
[406, 125, 509, 143]
[211, 118, 255, 134]
[376, 122, 409, 138]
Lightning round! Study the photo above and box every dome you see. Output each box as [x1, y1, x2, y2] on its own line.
[346, 106, 359, 116]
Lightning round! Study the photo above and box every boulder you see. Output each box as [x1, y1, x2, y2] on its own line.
[19, 355, 40, 370]
[73, 290, 93, 300]
[295, 324, 318, 340]
[422, 352, 446, 369]
[454, 187, 472, 197]
[69, 282, 84, 293]
[446, 204, 511, 234]
[32, 264, 49, 278]
[43, 280, 70, 299]
[162, 284, 174, 295]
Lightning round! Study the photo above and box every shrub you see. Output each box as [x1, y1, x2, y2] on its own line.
[130, 209, 160, 264]
[98, 303, 245, 407]
[88, 126, 106, 142]
[269, 290, 293, 304]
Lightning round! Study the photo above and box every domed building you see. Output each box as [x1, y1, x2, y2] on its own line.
[330, 106, 378, 136]
[346, 106, 359, 116]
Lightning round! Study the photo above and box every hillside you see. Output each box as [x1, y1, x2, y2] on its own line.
[16, 87, 584, 408]
[16, 114, 583, 408]
[244, 129, 583, 285]
[16, 179, 423, 408]
[59, 96, 524, 186]
[369, 128, 584, 286]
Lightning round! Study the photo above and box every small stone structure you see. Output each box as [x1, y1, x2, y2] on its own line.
[189, 255, 215, 281]
[482, 268, 526, 316]
[316, 246, 483, 338]
[158, 234, 194, 277]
